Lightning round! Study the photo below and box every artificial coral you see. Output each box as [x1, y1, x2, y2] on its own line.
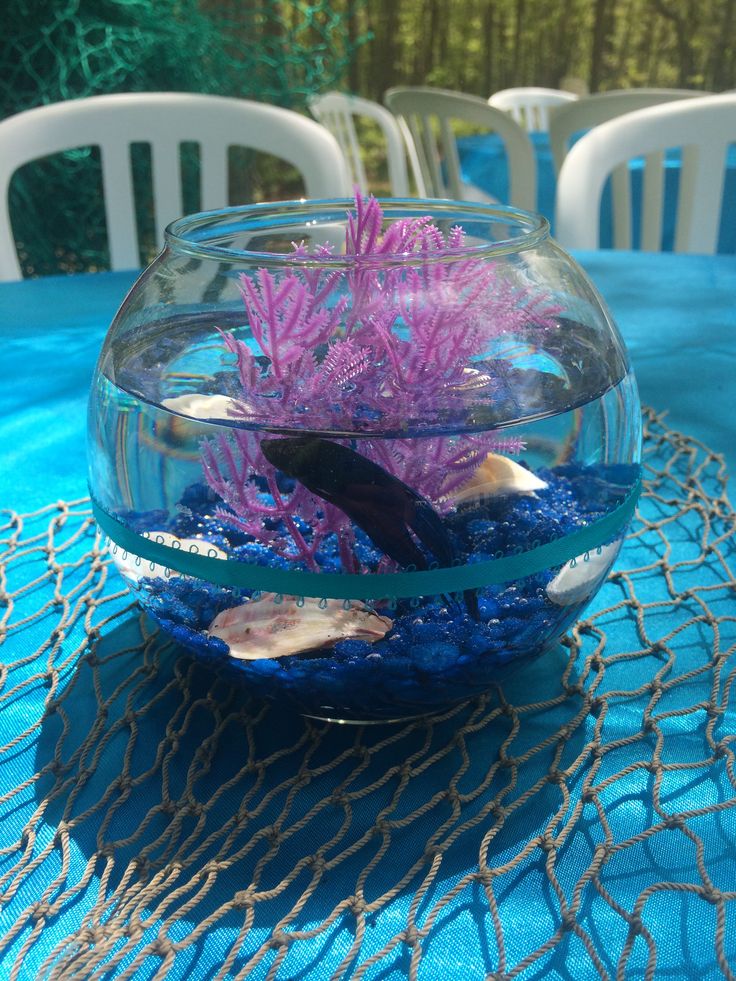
[200, 193, 561, 573]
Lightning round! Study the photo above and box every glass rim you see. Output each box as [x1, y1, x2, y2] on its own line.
[164, 198, 551, 267]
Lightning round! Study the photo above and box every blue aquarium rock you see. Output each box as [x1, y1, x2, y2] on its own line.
[114, 461, 638, 720]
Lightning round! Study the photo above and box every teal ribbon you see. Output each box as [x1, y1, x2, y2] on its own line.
[92, 476, 641, 600]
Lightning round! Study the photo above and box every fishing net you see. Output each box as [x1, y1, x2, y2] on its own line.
[0, 0, 366, 277]
[0, 407, 734, 980]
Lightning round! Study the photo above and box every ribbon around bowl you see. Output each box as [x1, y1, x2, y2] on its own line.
[91, 475, 641, 601]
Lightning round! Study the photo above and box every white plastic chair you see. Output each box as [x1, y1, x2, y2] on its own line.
[549, 88, 708, 175]
[555, 94, 736, 253]
[307, 91, 425, 197]
[0, 92, 351, 280]
[489, 87, 578, 133]
[384, 87, 536, 210]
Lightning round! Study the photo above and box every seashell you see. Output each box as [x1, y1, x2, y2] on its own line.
[111, 531, 227, 584]
[208, 593, 392, 660]
[454, 453, 548, 504]
[546, 539, 622, 606]
[161, 393, 240, 420]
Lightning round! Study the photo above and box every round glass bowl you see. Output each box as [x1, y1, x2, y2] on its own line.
[88, 196, 641, 722]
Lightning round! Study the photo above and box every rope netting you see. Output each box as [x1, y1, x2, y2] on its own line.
[0, 407, 734, 980]
[1, 0, 366, 277]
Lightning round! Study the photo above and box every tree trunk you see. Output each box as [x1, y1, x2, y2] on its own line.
[706, 0, 735, 90]
[512, 0, 526, 81]
[346, 0, 361, 93]
[651, 0, 700, 87]
[419, 0, 441, 81]
[367, 0, 400, 100]
[482, 2, 496, 95]
[589, 0, 613, 92]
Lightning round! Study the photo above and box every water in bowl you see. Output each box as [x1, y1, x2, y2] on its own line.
[89, 363, 640, 723]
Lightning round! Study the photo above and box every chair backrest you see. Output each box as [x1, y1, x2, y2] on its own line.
[549, 88, 709, 174]
[384, 86, 536, 211]
[307, 91, 425, 197]
[488, 87, 578, 133]
[0, 92, 351, 280]
[555, 93, 736, 253]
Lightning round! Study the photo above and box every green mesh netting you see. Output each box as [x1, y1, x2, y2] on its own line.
[1, 0, 367, 276]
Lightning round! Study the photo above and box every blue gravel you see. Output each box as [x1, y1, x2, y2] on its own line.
[122, 462, 639, 720]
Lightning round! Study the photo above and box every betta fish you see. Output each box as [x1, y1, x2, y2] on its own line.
[260, 436, 479, 618]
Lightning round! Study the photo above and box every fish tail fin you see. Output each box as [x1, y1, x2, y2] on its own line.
[464, 588, 480, 621]
[440, 589, 480, 621]
[408, 496, 455, 568]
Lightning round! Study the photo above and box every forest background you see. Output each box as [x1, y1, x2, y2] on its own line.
[2, 0, 734, 274]
[4, 0, 733, 119]
[348, 0, 736, 99]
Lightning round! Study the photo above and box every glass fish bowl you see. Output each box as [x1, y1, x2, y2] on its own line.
[88, 195, 641, 722]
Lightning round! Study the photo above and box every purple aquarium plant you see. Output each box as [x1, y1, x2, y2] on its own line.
[201, 194, 562, 574]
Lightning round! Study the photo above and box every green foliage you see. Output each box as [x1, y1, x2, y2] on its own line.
[340, 0, 736, 99]
[0, 0, 368, 275]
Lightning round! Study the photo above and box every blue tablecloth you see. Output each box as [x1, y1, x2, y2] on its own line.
[459, 135, 736, 253]
[0, 252, 735, 979]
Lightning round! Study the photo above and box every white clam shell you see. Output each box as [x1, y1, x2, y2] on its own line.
[161, 393, 240, 420]
[546, 539, 622, 606]
[454, 452, 548, 504]
[208, 593, 392, 660]
[111, 531, 227, 583]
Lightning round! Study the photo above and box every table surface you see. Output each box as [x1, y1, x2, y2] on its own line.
[0, 251, 735, 979]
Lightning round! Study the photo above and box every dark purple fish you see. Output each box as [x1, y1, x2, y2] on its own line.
[260, 436, 479, 618]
